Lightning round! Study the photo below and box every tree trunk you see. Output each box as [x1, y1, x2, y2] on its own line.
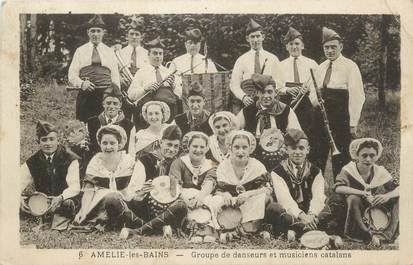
[20, 14, 28, 80]
[378, 15, 389, 110]
[29, 14, 38, 74]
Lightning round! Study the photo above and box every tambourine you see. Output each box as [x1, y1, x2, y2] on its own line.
[217, 206, 242, 231]
[255, 128, 287, 169]
[148, 176, 180, 217]
[187, 208, 212, 225]
[363, 206, 391, 231]
[300, 230, 330, 249]
[27, 192, 52, 216]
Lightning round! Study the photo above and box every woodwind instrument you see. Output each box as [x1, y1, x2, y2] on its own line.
[309, 69, 341, 156]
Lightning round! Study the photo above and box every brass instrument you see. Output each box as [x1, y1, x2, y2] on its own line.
[290, 78, 312, 111]
[114, 49, 134, 88]
[309, 69, 341, 156]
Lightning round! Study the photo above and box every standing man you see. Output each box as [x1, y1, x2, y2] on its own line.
[128, 37, 183, 126]
[119, 20, 149, 78]
[279, 27, 319, 160]
[68, 15, 120, 122]
[169, 28, 217, 74]
[310, 27, 365, 177]
[230, 18, 284, 112]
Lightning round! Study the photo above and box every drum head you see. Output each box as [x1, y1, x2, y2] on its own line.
[365, 207, 390, 230]
[150, 176, 180, 204]
[300, 230, 330, 249]
[187, 208, 211, 224]
[28, 193, 49, 216]
[217, 207, 242, 230]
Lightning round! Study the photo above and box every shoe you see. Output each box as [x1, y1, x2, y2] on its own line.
[219, 233, 227, 243]
[260, 231, 271, 241]
[370, 235, 381, 247]
[287, 230, 296, 242]
[163, 225, 173, 238]
[119, 227, 130, 239]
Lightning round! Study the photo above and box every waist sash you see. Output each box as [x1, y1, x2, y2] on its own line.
[80, 65, 112, 93]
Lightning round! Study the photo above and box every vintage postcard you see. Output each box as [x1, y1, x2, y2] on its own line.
[0, 0, 412, 264]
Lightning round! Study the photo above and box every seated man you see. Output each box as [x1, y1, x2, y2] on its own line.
[20, 121, 81, 230]
[267, 129, 333, 240]
[87, 91, 134, 154]
[236, 74, 301, 139]
[139, 125, 182, 180]
[174, 81, 213, 136]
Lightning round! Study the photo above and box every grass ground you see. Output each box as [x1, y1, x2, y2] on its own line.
[19, 82, 400, 249]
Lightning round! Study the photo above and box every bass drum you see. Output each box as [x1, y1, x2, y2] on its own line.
[254, 128, 288, 171]
[182, 72, 231, 113]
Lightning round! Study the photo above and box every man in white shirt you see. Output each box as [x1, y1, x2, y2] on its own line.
[230, 18, 284, 112]
[236, 74, 301, 139]
[68, 15, 120, 122]
[128, 36, 183, 127]
[169, 28, 217, 74]
[280, 27, 319, 163]
[20, 121, 81, 230]
[266, 129, 333, 240]
[310, 27, 365, 177]
[119, 20, 149, 78]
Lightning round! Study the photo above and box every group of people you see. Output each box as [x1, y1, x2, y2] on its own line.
[20, 15, 399, 247]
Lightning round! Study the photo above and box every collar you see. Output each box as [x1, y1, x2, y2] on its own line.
[88, 42, 102, 48]
[105, 113, 119, 124]
[329, 54, 343, 64]
[180, 154, 213, 176]
[343, 161, 392, 190]
[43, 152, 55, 160]
[250, 48, 263, 53]
[290, 55, 302, 60]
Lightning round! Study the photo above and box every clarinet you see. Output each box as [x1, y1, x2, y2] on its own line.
[309, 69, 341, 156]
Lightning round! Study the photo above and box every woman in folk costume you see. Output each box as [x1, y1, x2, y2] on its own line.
[333, 138, 399, 246]
[73, 125, 147, 230]
[214, 130, 273, 240]
[169, 131, 219, 243]
[206, 111, 239, 164]
[128, 101, 171, 159]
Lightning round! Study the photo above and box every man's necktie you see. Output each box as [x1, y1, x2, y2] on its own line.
[131, 47, 137, 75]
[91, 44, 101, 65]
[254, 50, 261, 74]
[190, 55, 194, 73]
[322, 61, 332, 88]
[293, 57, 300, 83]
[155, 67, 162, 83]
[47, 156, 52, 165]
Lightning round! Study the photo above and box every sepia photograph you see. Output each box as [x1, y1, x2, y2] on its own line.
[18, 12, 400, 250]
[1, 1, 412, 264]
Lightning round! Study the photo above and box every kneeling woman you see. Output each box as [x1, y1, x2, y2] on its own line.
[214, 130, 272, 240]
[169, 131, 219, 242]
[73, 125, 146, 230]
[333, 138, 399, 246]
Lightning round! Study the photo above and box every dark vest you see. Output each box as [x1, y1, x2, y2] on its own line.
[174, 112, 213, 136]
[87, 114, 134, 154]
[243, 103, 290, 135]
[25, 146, 77, 196]
[272, 162, 321, 213]
[139, 153, 174, 181]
